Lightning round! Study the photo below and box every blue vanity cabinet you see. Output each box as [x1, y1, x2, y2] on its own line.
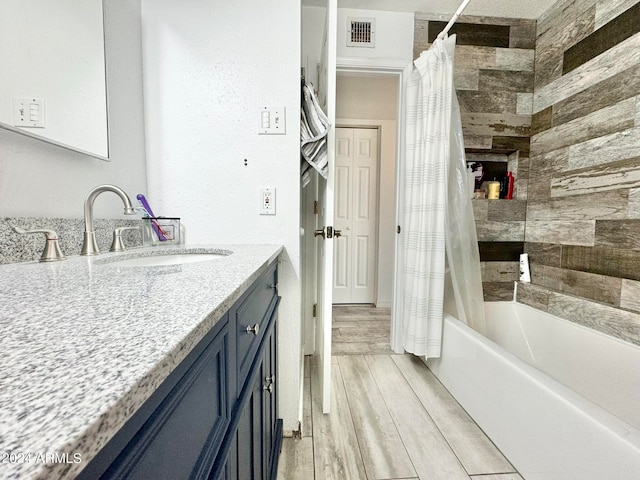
[235, 363, 264, 480]
[78, 314, 232, 480]
[262, 319, 280, 479]
[233, 263, 279, 396]
[227, 313, 280, 480]
[78, 261, 282, 480]
[212, 262, 282, 480]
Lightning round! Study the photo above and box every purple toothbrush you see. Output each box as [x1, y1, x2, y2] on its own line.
[137, 194, 167, 241]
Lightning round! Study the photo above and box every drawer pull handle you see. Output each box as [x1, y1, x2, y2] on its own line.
[246, 323, 260, 335]
[263, 375, 275, 393]
[270, 283, 278, 289]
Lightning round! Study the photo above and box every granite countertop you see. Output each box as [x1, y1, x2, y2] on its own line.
[0, 244, 282, 480]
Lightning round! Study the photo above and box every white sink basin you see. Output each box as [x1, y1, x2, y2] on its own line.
[96, 249, 232, 267]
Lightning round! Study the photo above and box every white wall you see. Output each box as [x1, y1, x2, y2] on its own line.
[337, 8, 414, 63]
[304, 7, 414, 87]
[0, 0, 147, 221]
[337, 75, 399, 120]
[141, 0, 302, 432]
[336, 75, 398, 307]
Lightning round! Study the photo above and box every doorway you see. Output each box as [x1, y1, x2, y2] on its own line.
[333, 126, 379, 304]
[333, 72, 401, 309]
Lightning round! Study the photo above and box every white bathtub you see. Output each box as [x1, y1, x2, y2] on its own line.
[426, 301, 640, 480]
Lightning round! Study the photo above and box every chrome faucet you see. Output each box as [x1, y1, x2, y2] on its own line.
[81, 185, 137, 255]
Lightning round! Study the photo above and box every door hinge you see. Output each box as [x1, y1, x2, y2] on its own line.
[312, 303, 317, 317]
[313, 201, 319, 215]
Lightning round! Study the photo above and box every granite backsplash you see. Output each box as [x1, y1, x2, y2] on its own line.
[1, 217, 142, 264]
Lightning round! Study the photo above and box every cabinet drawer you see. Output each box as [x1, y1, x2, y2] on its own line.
[231, 263, 278, 394]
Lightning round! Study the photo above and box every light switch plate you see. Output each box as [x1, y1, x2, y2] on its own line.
[14, 97, 45, 128]
[258, 107, 285, 135]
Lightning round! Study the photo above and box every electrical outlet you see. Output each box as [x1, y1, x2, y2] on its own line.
[260, 187, 276, 215]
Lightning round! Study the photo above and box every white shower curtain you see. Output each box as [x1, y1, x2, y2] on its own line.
[401, 34, 485, 357]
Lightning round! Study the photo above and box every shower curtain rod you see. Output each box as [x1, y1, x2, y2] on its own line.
[436, 0, 471, 40]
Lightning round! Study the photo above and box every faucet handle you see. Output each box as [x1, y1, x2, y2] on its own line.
[110, 226, 140, 252]
[12, 226, 66, 262]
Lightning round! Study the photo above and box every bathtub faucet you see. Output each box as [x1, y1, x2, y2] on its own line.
[81, 185, 137, 256]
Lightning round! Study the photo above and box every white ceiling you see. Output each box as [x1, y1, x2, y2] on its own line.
[302, 0, 559, 20]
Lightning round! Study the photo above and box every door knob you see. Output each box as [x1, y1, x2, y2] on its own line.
[314, 228, 325, 238]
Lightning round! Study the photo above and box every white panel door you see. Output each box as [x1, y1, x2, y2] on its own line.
[314, 0, 337, 414]
[333, 127, 378, 304]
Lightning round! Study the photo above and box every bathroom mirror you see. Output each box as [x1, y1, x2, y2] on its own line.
[0, 0, 109, 159]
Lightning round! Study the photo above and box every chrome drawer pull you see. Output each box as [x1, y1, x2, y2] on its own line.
[263, 375, 274, 393]
[246, 323, 260, 335]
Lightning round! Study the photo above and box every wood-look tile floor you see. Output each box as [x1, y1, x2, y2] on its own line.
[277, 305, 523, 480]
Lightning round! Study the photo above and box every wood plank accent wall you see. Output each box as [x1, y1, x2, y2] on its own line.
[414, 14, 535, 301]
[474, 199, 526, 300]
[522, 0, 640, 346]
[414, 14, 535, 179]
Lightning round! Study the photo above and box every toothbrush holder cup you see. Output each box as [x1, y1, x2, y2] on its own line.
[142, 217, 181, 246]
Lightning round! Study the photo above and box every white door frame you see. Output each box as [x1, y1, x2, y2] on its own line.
[336, 58, 411, 352]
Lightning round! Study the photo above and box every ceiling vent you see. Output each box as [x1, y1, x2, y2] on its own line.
[347, 17, 375, 48]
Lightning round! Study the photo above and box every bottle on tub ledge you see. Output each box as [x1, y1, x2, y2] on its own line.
[497, 172, 515, 199]
[477, 172, 515, 200]
[519, 253, 531, 283]
[506, 171, 514, 199]
[487, 179, 500, 199]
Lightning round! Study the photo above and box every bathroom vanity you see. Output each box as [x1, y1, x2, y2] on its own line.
[0, 244, 282, 480]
